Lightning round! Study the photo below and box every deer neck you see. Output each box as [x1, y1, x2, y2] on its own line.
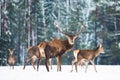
[94, 47, 101, 57]
[9, 54, 14, 58]
[63, 39, 74, 51]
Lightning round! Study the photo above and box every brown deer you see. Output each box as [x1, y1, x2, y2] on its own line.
[44, 21, 85, 72]
[7, 49, 16, 69]
[38, 41, 53, 70]
[23, 41, 52, 71]
[71, 44, 105, 72]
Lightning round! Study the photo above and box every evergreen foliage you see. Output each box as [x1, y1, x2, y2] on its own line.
[0, 0, 120, 65]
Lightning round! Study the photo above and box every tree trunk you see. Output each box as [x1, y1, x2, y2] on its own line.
[34, 14, 37, 45]
[76, 0, 79, 22]
[32, 30, 35, 46]
[57, 0, 60, 38]
[66, 0, 69, 26]
[18, 9, 21, 64]
[22, 44, 25, 65]
[27, 0, 31, 47]
[95, 6, 98, 46]
[0, 1, 1, 37]
[32, 13, 37, 46]
[1, 0, 8, 36]
[41, 1, 46, 40]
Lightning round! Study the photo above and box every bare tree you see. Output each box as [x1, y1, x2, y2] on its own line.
[66, 0, 69, 26]
[27, 0, 31, 47]
[18, 8, 21, 64]
[0, 1, 1, 36]
[1, 0, 8, 35]
[41, 0, 46, 40]
[57, 0, 61, 38]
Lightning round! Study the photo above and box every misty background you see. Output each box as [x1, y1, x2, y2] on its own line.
[0, 0, 120, 66]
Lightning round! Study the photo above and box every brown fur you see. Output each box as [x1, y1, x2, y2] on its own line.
[71, 44, 105, 72]
[23, 41, 52, 71]
[8, 49, 16, 69]
[44, 35, 78, 72]
[43, 21, 85, 72]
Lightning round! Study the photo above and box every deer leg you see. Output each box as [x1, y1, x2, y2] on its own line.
[79, 59, 88, 69]
[37, 59, 41, 71]
[12, 64, 14, 69]
[10, 64, 11, 69]
[23, 57, 31, 70]
[49, 58, 52, 70]
[75, 62, 78, 72]
[45, 58, 50, 72]
[56, 56, 61, 71]
[77, 60, 84, 71]
[13, 66, 14, 69]
[90, 60, 97, 72]
[85, 62, 89, 73]
[31, 60, 36, 70]
[31, 56, 37, 70]
[70, 60, 74, 72]
[71, 59, 77, 72]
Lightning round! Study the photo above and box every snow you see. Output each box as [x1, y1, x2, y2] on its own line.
[0, 65, 120, 80]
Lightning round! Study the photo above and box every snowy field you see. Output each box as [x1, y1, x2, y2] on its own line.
[0, 65, 120, 80]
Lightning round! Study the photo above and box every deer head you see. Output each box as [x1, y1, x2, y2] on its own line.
[54, 20, 85, 45]
[98, 44, 105, 54]
[8, 49, 15, 55]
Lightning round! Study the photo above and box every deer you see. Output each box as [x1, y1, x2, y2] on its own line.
[7, 49, 16, 69]
[43, 21, 85, 72]
[23, 41, 52, 71]
[71, 44, 105, 72]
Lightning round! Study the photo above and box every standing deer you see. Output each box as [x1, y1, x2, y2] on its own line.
[7, 49, 16, 69]
[44, 21, 85, 72]
[71, 44, 105, 72]
[23, 41, 52, 71]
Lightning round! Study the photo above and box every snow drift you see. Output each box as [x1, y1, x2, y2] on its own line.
[0, 65, 120, 80]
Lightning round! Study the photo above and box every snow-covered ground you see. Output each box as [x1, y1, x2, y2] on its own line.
[0, 65, 120, 80]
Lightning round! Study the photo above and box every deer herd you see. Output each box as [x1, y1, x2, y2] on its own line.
[7, 21, 105, 73]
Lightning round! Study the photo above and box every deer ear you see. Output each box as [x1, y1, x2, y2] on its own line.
[8, 49, 10, 51]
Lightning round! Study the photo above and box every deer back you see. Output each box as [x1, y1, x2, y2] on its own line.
[77, 50, 95, 60]
[28, 46, 40, 58]
[45, 39, 64, 57]
[38, 41, 47, 58]
[77, 44, 105, 60]
[49, 39, 63, 51]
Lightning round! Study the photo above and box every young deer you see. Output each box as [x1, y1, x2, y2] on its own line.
[23, 41, 52, 71]
[43, 21, 85, 72]
[7, 49, 16, 69]
[71, 44, 105, 72]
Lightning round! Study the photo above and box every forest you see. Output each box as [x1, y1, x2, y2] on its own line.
[0, 0, 120, 66]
